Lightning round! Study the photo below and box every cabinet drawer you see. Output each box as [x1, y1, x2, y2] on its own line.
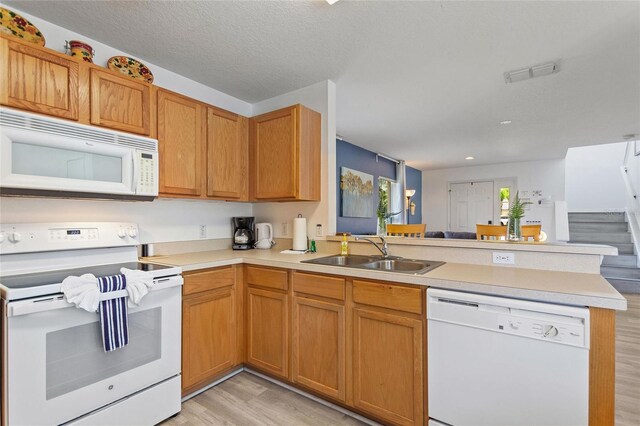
[352, 280, 422, 315]
[184, 266, 235, 296]
[293, 272, 345, 301]
[246, 266, 288, 291]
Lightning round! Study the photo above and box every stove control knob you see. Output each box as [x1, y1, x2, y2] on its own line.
[117, 229, 127, 238]
[0, 232, 5, 243]
[128, 228, 138, 238]
[9, 232, 22, 243]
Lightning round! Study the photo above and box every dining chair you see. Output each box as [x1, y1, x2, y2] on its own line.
[386, 224, 427, 238]
[476, 224, 507, 241]
[521, 224, 542, 242]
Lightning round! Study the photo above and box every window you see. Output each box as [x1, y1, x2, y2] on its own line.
[500, 187, 510, 225]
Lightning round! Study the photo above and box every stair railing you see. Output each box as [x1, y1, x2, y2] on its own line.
[620, 141, 640, 267]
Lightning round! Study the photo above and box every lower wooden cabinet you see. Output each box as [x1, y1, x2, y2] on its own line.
[291, 296, 346, 401]
[182, 269, 237, 395]
[352, 307, 424, 426]
[182, 266, 426, 425]
[246, 286, 290, 379]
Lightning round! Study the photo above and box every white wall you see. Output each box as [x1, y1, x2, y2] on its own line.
[565, 142, 627, 212]
[252, 80, 337, 240]
[0, 4, 339, 244]
[624, 142, 640, 205]
[0, 197, 252, 243]
[0, 3, 257, 242]
[0, 2, 252, 116]
[422, 159, 566, 241]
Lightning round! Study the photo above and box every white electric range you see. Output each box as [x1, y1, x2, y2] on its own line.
[0, 222, 183, 425]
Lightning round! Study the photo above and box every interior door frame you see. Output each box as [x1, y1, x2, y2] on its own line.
[447, 177, 518, 231]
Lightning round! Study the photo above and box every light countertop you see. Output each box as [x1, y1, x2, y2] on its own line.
[143, 248, 627, 311]
[325, 235, 618, 256]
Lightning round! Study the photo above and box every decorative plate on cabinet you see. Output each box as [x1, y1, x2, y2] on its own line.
[107, 56, 154, 83]
[0, 7, 45, 46]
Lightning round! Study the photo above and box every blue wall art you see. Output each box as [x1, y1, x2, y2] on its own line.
[340, 167, 374, 218]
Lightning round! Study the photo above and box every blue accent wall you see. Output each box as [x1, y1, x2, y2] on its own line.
[406, 165, 423, 225]
[336, 139, 422, 234]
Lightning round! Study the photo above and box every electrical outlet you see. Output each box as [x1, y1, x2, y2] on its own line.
[316, 224, 323, 237]
[199, 225, 207, 239]
[282, 222, 289, 236]
[493, 252, 515, 265]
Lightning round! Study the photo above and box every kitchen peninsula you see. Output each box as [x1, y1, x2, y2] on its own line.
[144, 238, 624, 426]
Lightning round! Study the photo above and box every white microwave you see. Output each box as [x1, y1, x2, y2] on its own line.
[0, 108, 158, 200]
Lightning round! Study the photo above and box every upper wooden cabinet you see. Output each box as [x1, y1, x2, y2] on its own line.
[250, 104, 321, 201]
[206, 106, 249, 200]
[90, 68, 151, 135]
[157, 89, 205, 196]
[0, 37, 80, 120]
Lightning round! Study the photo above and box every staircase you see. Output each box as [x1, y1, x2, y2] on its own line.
[568, 212, 640, 294]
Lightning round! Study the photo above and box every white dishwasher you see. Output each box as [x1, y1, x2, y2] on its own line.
[427, 288, 590, 426]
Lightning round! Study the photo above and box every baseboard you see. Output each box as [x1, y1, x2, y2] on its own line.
[244, 368, 381, 426]
[181, 367, 244, 402]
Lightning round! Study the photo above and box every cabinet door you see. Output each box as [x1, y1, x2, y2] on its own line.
[157, 89, 205, 196]
[90, 68, 150, 135]
[246, 287, 289, 379]
[292, 296, 345, 401]
[182, 286, 236, 393]
[0, 38, 79, 120]
[353, 308, 423, 426]
[206, 106, 248, 200]
[250, 106, 298, 199]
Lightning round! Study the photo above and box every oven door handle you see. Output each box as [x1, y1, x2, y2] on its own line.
[7, 276, 183, 317]
[7, 295, 74, 317]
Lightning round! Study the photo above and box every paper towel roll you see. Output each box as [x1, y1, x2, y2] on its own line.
[292, 216, 307, 251]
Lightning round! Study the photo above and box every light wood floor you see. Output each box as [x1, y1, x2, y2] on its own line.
[163, 372, 366, 426]
[616, 293, 640, 426]
[165, 295, 640, 426]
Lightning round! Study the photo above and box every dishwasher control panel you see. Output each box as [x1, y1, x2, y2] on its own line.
[499, 310, 586, 347]
[427, 288, 590, 349]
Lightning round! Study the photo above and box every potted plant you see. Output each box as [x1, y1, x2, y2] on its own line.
[508, 191, 532, 241]
[377, 183, 389, 235]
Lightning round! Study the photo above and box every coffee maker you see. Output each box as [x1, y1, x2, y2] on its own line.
[232, 217, 255, 250]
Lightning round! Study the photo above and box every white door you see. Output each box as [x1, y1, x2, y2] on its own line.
[449, 181, 494, 232]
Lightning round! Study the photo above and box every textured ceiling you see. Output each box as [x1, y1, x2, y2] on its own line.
[7, 1, 640, 170]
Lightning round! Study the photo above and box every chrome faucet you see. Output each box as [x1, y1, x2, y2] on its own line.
[355, 236, 390, 258]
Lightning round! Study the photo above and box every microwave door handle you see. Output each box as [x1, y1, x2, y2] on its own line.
[131, 152, 139, 193]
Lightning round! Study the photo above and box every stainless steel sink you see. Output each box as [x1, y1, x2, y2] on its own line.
[304, 254, 376, 266]
[303, 255, 444, 275]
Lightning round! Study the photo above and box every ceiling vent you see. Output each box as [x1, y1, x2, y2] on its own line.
[504, 61, 559, 84]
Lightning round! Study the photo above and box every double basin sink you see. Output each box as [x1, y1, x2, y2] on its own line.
[302, 254, 444, 275]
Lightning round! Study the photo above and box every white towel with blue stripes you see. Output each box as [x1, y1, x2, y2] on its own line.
[98, 274, 129, 352]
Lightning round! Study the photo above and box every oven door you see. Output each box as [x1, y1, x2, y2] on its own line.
[0, 126, 135, 196]
[4, 278, 181, 426]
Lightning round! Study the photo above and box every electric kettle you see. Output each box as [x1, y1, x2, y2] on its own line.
[254, 223, 275, 249]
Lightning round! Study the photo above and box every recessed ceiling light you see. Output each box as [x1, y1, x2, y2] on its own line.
[500, 120, 512, 125]
[465, 156, 475, 160]
[326, 0, 340, 4]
